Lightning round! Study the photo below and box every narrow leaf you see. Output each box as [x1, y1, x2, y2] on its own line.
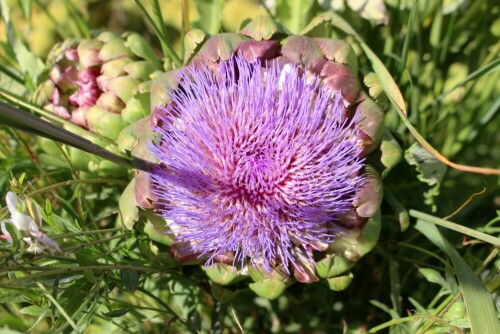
[193, 0, 224, 35]
[121, 269, 140, 291]
[415, 219, 500, 334]
[0, 0, 46, 88]
[411, 210, 500, 247]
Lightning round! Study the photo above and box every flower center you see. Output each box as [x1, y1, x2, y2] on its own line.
[232, 149, 281, 200]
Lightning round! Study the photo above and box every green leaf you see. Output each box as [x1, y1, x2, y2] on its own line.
[369, 300, 399, 319]
[0, 0, 47, 89]
[275, 0, 316, 34]
[52, 278, 96, 330]
[379, 131, 402, 178]
[16, 0, 31, 20]
[121, 269, 140, 291]
[410, 210, 500, 248]
[415, 220, 500, 334]
[326, 272, 354, 291]
[19, 305, 49, 317]
[103, 307, 130, 318]
[193, 0, 224, 35]
[125, 33, 162, 70]
[249, 279, 287, 300]
[419, 268, 449, 290]
[3, 222, 23, 254]
[405, 143, 447, 187]
[119, 179, 139, 230]
[405, 143, 447, 210]
[143, 213, 173, 246]
[300, 13, 331, 37]
[203, 264, 240, 286]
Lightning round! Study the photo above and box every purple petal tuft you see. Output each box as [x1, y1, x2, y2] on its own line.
[150, 55, 365, 272]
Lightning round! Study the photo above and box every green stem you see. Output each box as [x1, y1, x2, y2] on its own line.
[132, 0, 182, 67]
[0, 179, 127, 216]
[50, 227, 123, 240]
[27, 178, 127, 197]
[36, 281, 79, 331]
[397, 242, 449, 267]
[137, 286, 184, 323]
[368, 313, 463, 334]
[60, 233, 130, 253]
[418, 293, 461, 334]
[0, 265, 165, 285]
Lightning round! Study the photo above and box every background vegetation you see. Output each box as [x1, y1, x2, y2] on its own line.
[0, 0, 499, 333]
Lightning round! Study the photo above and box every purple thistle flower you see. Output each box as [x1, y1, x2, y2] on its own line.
[150, 55, 365, 272]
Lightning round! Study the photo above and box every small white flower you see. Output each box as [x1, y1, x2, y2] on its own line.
[1, 192, 61, 254]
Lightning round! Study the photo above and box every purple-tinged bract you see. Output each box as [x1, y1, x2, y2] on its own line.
[150, 55, 365, 272]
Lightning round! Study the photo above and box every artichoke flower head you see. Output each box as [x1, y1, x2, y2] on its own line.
[126, 17, 388, 299]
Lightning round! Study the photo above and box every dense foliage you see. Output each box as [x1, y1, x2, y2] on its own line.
[0, 0, 499, 333]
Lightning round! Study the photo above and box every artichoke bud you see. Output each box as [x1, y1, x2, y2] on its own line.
[96, 92, 125, 114]
[33, 30, 164, 155]
[100, 58, 133, 78]
[124, 61, 157, 81]
[99, 39, 134, 62]
[77, 39, 102, 68]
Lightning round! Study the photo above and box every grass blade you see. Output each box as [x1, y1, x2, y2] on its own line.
[399, 0, 419, 73]
[410, 210, 500, 247]
[415, 219, 500, 334]
[132, 0, 182, 66]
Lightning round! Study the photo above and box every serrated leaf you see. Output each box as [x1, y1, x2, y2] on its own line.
[405, 143, 447, 210]
[183, 29, 207, 65]
[380, 130, 402, 178]
[405, 143, 447, 186]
